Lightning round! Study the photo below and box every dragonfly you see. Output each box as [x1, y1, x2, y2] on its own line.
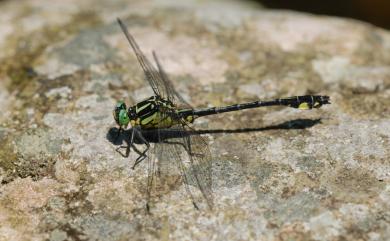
[113, 18, 330, 211]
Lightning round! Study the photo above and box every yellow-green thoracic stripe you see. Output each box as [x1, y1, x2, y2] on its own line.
[132, 96, 186, 129]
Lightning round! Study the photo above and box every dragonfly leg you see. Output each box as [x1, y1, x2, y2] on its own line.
[115, 145, 130, 157]
[133, 155, 147, 169]
[115, 127, 134, 157]
[132, 129, 150, 169]
[193, 201, 199, 210]
[146, 203, 151, 214]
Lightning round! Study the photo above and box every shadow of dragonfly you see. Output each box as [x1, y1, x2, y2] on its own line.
[106, 118, 323, 157]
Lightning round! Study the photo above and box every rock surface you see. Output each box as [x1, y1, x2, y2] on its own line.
[0, 0, 389, 240]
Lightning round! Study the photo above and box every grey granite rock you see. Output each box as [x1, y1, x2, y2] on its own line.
[0, 0, 389, 240]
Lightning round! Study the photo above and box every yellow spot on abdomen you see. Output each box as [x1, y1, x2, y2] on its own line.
[186, 115, 194, 123]
[298, 102, 310, 110]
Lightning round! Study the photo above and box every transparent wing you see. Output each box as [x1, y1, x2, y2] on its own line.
[152, 51, 192, 108]
[155, 111, 213, 209]
[146, 117, 213, 210]
[118, 18, 166, 99]
[146, 146, 157, 211]
[178, 123, 213, 209]
[117, 18, 191, 108]
[146, 131, 180, 210]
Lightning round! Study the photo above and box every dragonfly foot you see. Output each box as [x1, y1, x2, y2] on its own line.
[116, 145, 130, 157]
[132, 154, 147, 169]
[192, 201, 199, 210]
[146, 203, 151, 214]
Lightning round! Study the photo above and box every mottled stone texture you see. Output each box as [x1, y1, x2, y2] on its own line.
[0, 0, 389, 240]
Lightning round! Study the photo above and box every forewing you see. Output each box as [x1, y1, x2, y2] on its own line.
[117, 18, 167, 99]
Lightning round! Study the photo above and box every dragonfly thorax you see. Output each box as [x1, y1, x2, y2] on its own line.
[128, 96, 181, 129]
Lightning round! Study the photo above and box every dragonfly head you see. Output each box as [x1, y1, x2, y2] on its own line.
[113, 101, 130, 128]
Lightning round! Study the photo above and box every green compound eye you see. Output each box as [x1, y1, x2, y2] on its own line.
[118, 109, 130, 126]
[114, 101, 128, 125]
